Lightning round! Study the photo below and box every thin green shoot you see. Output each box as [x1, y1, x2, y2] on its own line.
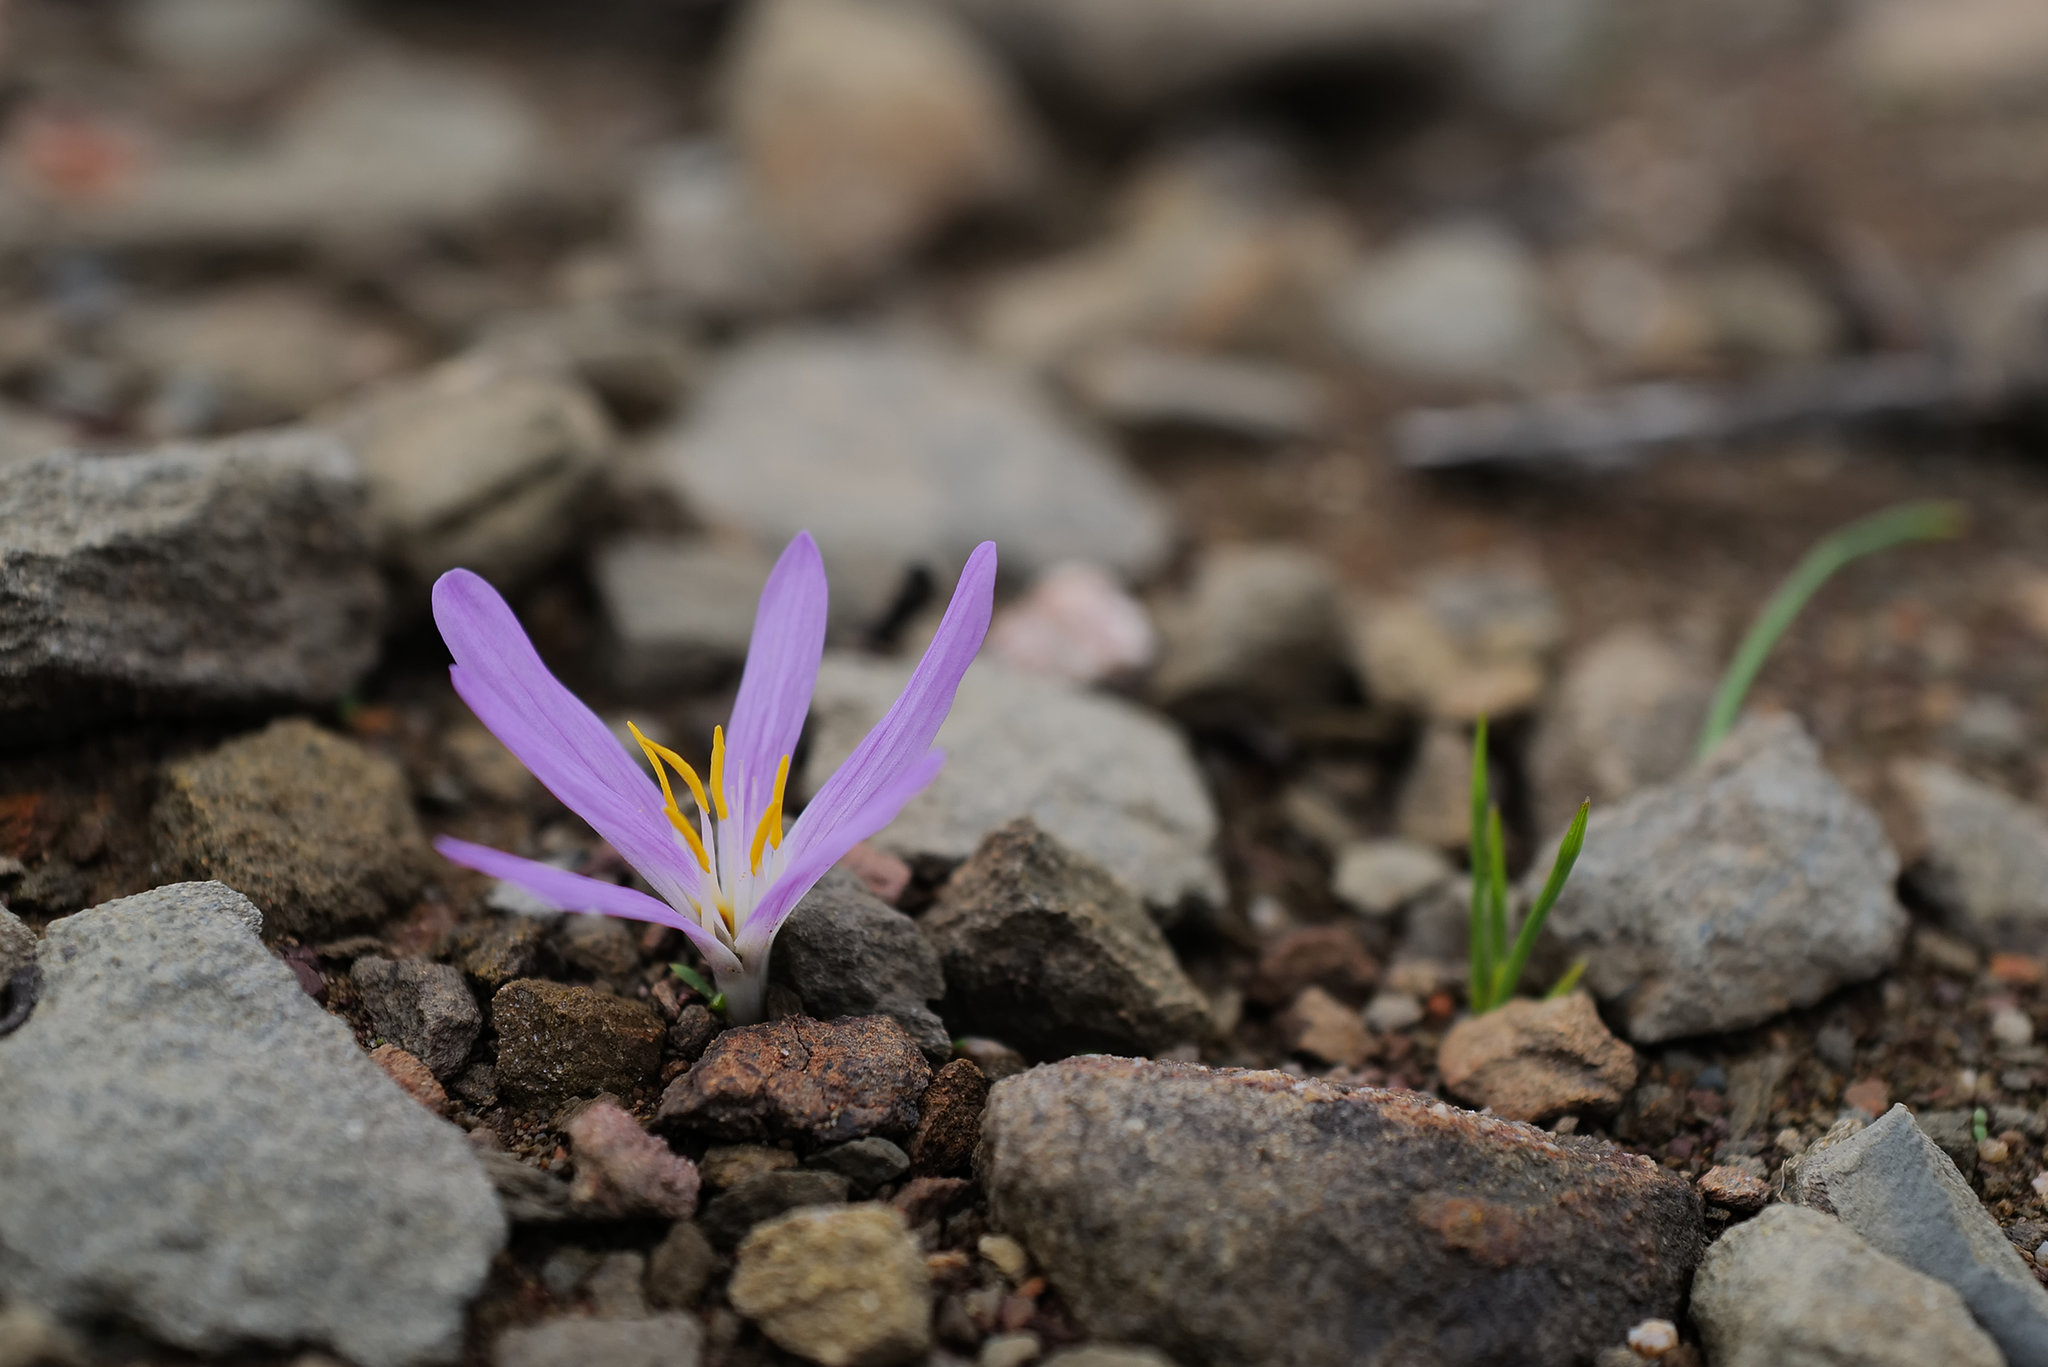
[1696, 499, 1965, 760]
[669, 961, 728, 1014]
[1466, 713, 1593, 1013]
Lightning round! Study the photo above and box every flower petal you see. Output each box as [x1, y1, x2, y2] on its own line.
[434, 569, 703, 907]
[726, 532, 829, 818]
[435, 836, 740, 973]
[788, 541, 995, 857]
[735, 748, 946, 962]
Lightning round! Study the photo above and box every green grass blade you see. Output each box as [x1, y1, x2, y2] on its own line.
[1496, 799, 1590, 1006]
[669, 961, 718, 1000]
[1486, 803, 1509, 968]
[1696, 500, 1964, 759]
[1468, 716, 1493, 1011]
[1545, 958, 1587, 999]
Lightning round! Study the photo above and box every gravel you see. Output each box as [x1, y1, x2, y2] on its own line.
[0, 882, 505, 1367]
[350, 955, 482, 1079]
[490, 979, 664, 1109]
[771, 868, 950, 1063]
[729, 1204, 933, 1367]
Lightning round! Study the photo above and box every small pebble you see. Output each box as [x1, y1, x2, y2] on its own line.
[1626, 1317, 1680, 1358]
[1980, 1137, 2012, 1165]
[1990, 1005, 2034, 1049]
[978, 1233, 1031, 1281]
[979, 1331, 1043, 1367]
[1696, 1165, 1770, 1214]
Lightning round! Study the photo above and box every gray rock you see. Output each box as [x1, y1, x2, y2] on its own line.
[804, 1137, 912, 1196]
[0, 882, 505, 1367]
[1840, 0, 2048, 110]
[1043, 1352, 1180, 1367]
[978, 1057, 1701, 1367]
[0, 908, 32, 981]
[1893, 760, 2048, 949]
[1542, 713, 1905, 1043]
[1349, 560, 1559, 722]
[724, 0, 1038, 289]
[770, 869, 949, 1062]
[1395, 720, 1478, 850]
[1953, 227, 2048, 377]
[552, 914, 642, 982]
[153, 718, 427, 938]
[631, 140, 802, 318]
[802, 657, 1222, 918]
[492, 1314, 704, 1367]
[331, 350, 612, 589]
[1330, 839, 1450, 918]
[702, 1171, 852, 1251]
[1329, 222, 1561, 385]
[923, 820, 1210, 1059]
[657, 331, 1173, 601]
[1064, 343, 1330, 440]
[122, 0, 345, 98]
[646, 1221, 718, 1309]
[1693, 1205, 2003, 1367]
[1527, 626, 1711, 837]
[1152, 544, 1347, 709]
[593, 536, 774, 689]
[350, 956, 483, 1080]
[0, 432, 381, 724]
[1790, 1103, 2048, 1367]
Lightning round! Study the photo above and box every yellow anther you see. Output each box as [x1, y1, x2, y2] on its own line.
[709, 725, 730, 822]
[628, 720, 713, 873]
[749, 754, 792, 875]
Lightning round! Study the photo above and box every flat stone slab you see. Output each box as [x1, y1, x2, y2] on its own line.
[0, 882, 505, 1367]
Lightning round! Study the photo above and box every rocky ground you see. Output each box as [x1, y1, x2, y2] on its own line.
[7, 0, 2048, 1364]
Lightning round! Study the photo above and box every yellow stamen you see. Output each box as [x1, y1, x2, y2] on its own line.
[627, 721, 713, 873]
[749, 754, 792, 875]
[714, 891, 736, 935]
[708, 725, 730, 822]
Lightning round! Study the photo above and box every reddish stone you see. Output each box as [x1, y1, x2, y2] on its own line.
[1696, 1164, 1770, 1214]
[369, 1043, 450, 1116]
[656, 1014, 931, 1144]
[1437, 994, 1637, 1124]
[565, 1100, 701, 1219]
[1247, 925, 1379, 1007]
[1277, 986, 1374, 1068]
[893, 1175, 974, 1227]
[837, 840, 913, 905]
[1842, 1078, 1890, 1116]
[910, 1058, 990, 1176]
[1991, 953, 2044, 987]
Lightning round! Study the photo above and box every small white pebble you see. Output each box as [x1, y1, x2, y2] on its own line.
[978, 1332, 1042, 1367]
[1627, 1317, 1680, 1358]
[977, 1233, 1031, 1282]
[1981, 1138, 2013, 1165]
[1364, 990, 1425, 1034]
[1991, 1006, 2035, 1049]
[2032, 1172, 2048, 1199]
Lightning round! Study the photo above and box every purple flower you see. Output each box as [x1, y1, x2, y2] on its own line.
[431, 532, 996, 1024]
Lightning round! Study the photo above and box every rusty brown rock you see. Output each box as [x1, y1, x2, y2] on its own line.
[1246, 925, 1379, 1007]
[369, 1043, 450, 1116]
[1697, 1164, 1771, 1214]
[892, 1175, 972, 1228]
[565, 1100, 702, 1220]
[979, 1056, 1700, 1367]
[492, 979, 664, 1110]
[657, 1014, 931, 1144]
[1437, 993, 1638, 1123]
[1276, 986, 1373, 1069]
[153, 718, 425, 937]
[909, 1058, 990, 1176]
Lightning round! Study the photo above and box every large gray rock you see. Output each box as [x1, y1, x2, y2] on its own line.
[1893, 759, 2048, 949]
[978, 1057, 1701, 1367]
[0, 432, 381, 724]
[1692, 1205, 2002, 1367]
[802, 656, 1222, 918]
[0, 908, 32, 982]
[923, 820, 1209, 1059]
[1526, 626, 1711, 838]
[1541, 713, 1905, 1043]
[657, 331, 1173, 602]
[0, 882, 505, 1366]
[770, 869, 949, 1063]
[493, 1314, 704, 1367]
[330, 350, 613, 589]
[1790, 1104, 2048, 1367]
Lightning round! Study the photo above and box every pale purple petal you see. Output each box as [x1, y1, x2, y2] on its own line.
[436, 836, 740, 973]
[434, 570, 703, 906]
[726, 532, 829, 816]
[788, 541, 995, 855]
[736, 747, 947, 962]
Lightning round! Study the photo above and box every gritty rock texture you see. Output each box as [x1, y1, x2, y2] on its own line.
[979, 1057, 1701, 1367]
[805, 1137, 910, 1196]
[0, 908, 32, 981]
[370, 1043, 452, 1116]
[807, 659, 1222, 922]
[351, 956, 482, 1079]
[565, 1101, 702, 1220]
[0, 433, 382, 724]
[909, 1059, 990, 1176]
[153, 718, 427, 937]
[729, 1205, 933, 1367]
[659, 331, 1172, 597]
[647, 1222, 719, 1309]
[1437, 993, 1637, 1123]
[1542, 714, 1905, 1042]
[1692, 1205, 2003, 1367]
[771, 869, 949, 1062]
[1790, 1103, 2048, 1366]
[1893, 759, 2048, 949]
[657, 1014, 932, 1144]
[703, 1170, 852, 1250]
[492, 1314, 704, 1367]
[923, 820, 1210, 1059]
[492, 980, 664, 1109]
[1527, 626, 1712, 837]
[0, 882, 505, 1367]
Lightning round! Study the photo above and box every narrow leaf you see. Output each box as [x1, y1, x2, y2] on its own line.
[669, 961, 718, 1000]
[1496, 799, 1590, 1006]
[1545, 959, 1587, 999]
